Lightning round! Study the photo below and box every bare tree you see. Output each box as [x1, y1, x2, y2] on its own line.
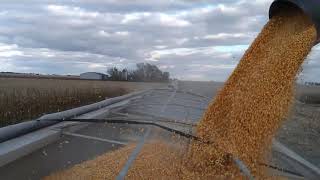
[107, 63, 170, 82]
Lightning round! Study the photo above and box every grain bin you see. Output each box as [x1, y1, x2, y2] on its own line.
[269, 0, 320, 44]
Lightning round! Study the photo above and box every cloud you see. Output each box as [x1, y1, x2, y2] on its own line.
[0, 42, 134, 75]
[47, 5, 99, 18]
[0, 0, 319, 82]
[0, 43, 24, 57]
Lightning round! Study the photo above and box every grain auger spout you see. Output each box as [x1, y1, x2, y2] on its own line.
[269, 0, 320, 44]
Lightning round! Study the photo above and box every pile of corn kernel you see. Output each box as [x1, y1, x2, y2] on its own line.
[45, 9, 317, 179]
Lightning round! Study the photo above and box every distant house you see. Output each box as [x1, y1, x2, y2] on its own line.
[80, 72, 108, 80]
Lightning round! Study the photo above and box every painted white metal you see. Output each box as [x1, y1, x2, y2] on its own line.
[62, 132, 128, 145]
[38, 90, 148, 120]
[0, 122, 64, 167]
[272, 140, 320, 176]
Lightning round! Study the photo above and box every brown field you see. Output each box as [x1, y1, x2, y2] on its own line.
[0, 77, 166, 127]
[296, 85, 320, 104]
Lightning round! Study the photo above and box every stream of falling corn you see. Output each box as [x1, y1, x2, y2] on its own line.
[189, 8, 317, 178]
[45, 9, 316, 180]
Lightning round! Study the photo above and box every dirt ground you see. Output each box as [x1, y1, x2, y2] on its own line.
[0, 77, 167, 92]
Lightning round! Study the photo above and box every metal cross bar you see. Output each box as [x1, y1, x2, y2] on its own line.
[116, 128, 151, 180]
[62, 132, 128, 145]
[233, 157, 255, 180]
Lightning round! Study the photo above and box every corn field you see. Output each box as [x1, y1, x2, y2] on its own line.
[0, 77, 165, 127]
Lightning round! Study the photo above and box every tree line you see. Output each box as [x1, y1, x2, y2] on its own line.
[305, 82, 320, 86]
[107, 63, 170, 82]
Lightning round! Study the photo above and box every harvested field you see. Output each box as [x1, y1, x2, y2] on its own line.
[0, 77, 166, 127]
[296, 85, 320, 104]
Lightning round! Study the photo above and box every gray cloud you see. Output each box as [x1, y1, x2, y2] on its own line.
[0, 0, 319, 81]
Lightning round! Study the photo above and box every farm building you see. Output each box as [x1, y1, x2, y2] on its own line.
[80, 72, 108, 80]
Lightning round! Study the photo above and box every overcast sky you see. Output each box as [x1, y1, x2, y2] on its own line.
[0, 0, 319, 81]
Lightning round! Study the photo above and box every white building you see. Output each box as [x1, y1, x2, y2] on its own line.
[80, 72, 108, 80]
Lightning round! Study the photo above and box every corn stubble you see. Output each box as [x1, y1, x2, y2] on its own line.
[46, 10, 317, 179]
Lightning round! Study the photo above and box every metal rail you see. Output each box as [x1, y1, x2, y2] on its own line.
[233, 157, 255, 180]
[113, 111, 197, 126]
[62, 132, 128, 145]
[46, 118, 200, 141]
[0, 90, 149, 143]
[116, 128, 151, 180]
